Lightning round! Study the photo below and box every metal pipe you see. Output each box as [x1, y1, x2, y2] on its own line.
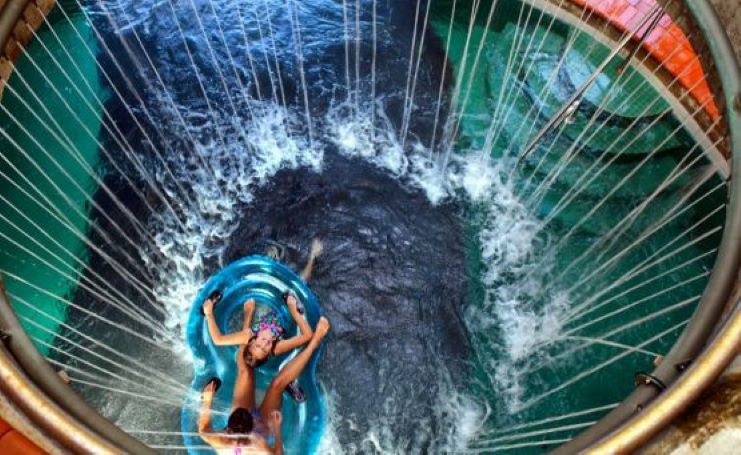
[0, 340, 120, 454]
[0, 0, 28, 55]
[591, 304, 741, 453]
[0, 5, 156, 452]
[0, 390, 67, 454]
[554, 0, 741, 452]
[0, 276, 156, 454]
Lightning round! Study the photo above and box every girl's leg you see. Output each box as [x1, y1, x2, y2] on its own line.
[300, 239, 323, 282]
[231, 345, 256, 412]
[259, 317, 329, 416]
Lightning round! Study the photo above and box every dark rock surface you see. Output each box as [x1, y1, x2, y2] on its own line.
[225, 153, 471, 445]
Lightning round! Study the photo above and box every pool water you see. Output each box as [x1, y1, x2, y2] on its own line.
[0, 4, 105, 351]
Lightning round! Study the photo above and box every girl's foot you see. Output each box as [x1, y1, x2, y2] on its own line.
[264, 240, 286, 261]
[314, 317, 330, 341]
[286, 380, 306, 403]
[265, 245, 281, 260]
[310, 239, 323, 258]
[202, 377, 221, 398]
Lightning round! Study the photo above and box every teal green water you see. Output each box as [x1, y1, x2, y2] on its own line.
[0, 10, 105, 352]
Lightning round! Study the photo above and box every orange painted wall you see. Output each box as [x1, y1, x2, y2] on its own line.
[0, 417, 46, 454]
[570, 0, 719, 119]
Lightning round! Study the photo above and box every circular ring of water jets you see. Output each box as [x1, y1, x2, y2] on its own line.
[0, 1, 741, 453]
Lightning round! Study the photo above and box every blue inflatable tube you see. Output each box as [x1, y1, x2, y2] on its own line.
[180, 256, 325, 454]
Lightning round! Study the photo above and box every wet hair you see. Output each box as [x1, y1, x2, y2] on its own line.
[226, 408, 254, 435]
[243, 335, 269, 368]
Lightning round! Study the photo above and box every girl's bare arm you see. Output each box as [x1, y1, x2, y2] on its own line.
[273, 295, 313, 355]
[242, 299, 256, 331]
[203, 298, 253, 346]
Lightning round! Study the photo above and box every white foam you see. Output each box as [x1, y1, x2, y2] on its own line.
[317, 373, 488, 454]
[328, 100, 409, 178]
[316, 387, 348, 455]
[461, 159, 569, 410]
[146, 102, 322, 351]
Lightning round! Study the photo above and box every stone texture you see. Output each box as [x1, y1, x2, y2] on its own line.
[642, 357, 741, 454]
[709, 0, 741, 63]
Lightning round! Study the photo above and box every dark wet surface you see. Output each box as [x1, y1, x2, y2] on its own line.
[226, 154, 471, 444]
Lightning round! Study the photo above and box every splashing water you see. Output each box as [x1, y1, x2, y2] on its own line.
[150, 103, 322, 353]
